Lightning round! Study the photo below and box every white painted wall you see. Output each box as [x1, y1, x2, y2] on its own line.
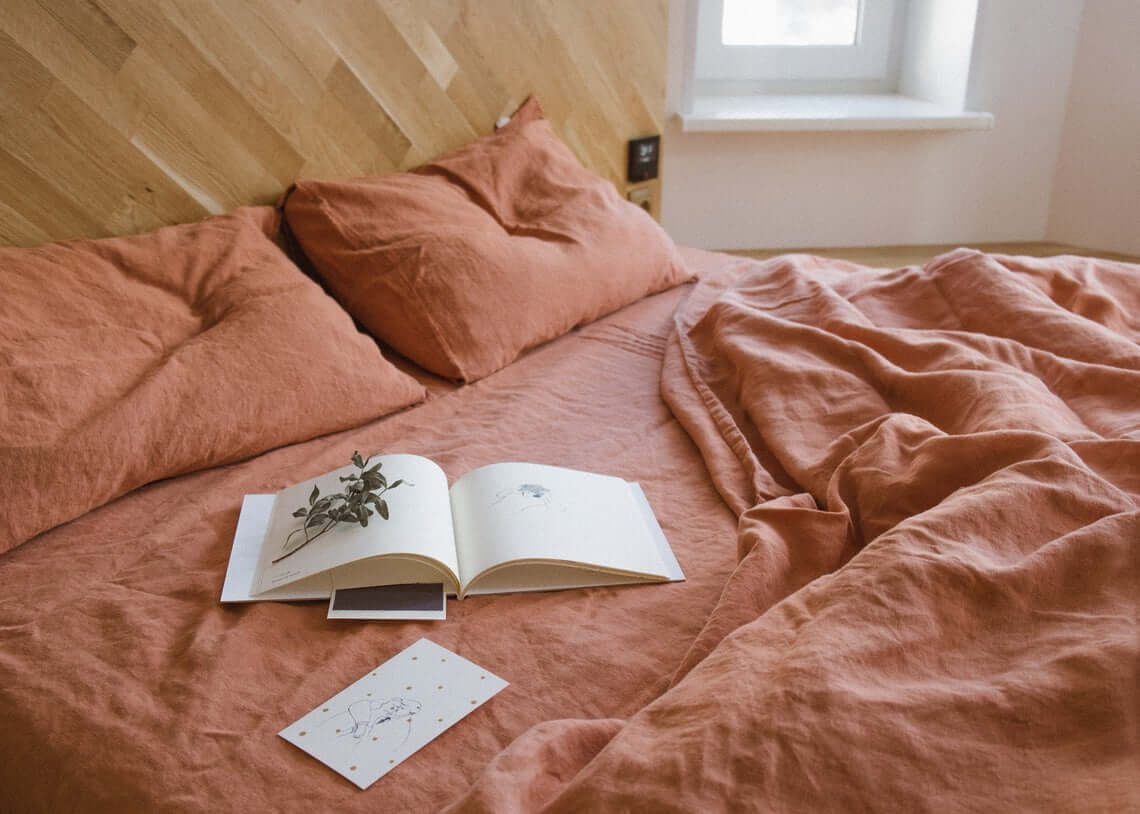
[662, 0, 1086, 249]
[898, 0, 978, 110]
[1047, 0, 1140, 256]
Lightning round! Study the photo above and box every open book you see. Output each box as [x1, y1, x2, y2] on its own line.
[221, 455, 684, 602]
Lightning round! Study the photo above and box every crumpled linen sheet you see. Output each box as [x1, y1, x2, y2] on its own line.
[447, 249, 1140, 812]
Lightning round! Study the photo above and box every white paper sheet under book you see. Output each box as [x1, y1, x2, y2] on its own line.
[279, 639, 508, 790]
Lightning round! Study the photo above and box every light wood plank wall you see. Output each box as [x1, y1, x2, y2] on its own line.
[0, 0, 667, 248]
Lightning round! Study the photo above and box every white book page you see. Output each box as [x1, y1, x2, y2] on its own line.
[331, 556, 458, 596]
[254, 454, 457, 594]
[462, 483, 685, 595]
[449, 463, 669, 592]
[220, 495, 333, 603]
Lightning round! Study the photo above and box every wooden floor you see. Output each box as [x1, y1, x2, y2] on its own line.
[724, 242, 1139, 267]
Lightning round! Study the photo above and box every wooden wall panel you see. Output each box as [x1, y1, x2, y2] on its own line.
[0, 0, 667, 247]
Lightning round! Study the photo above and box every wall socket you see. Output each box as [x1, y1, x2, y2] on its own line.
[627, 185, 653, 215]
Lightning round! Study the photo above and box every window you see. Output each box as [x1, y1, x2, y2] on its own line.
[674, 0, 991, 132]
[722, 0, 860, 46]
[695, 0, 904, 91]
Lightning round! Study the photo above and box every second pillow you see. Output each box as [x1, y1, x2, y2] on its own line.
[283, 98, 692, 382]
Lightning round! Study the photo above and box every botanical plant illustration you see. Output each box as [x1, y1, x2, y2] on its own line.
[273, 451, 404, 564]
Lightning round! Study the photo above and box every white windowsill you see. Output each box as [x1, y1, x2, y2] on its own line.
[680, 94, 994, 132]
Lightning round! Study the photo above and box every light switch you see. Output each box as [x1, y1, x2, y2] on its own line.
[627, 135, 660, 183]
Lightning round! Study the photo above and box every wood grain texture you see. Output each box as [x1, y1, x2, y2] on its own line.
[0, 0, 667, 247]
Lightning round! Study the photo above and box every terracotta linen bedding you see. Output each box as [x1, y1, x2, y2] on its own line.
[0, 268, 741, 813]
[446, 249, 1140, 811]
[282, 97, 691, 383]
[0, 207, 425, 554]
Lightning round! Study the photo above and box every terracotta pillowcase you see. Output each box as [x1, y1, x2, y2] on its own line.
[0, 207, 425, 553]
[282, 98, 693, 382]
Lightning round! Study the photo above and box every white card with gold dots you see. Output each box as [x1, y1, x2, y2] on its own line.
[279, 638, 508, 789]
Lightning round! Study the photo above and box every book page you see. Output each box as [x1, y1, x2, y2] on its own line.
[449, 462, 669, 592]
[461, 484, 684, 595]
[331, 556, 458, 595]
[220, 495, 333, 603]
[254, 454, 457, 594]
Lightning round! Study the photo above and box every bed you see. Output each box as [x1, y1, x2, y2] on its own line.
[2, 105, 1138, 812]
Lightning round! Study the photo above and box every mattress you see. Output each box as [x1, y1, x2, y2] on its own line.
[3, 246, 1138, 813]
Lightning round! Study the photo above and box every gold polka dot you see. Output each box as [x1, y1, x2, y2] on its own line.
[480, 675, 486, 680]
[372, 736, 378, 742]
[437, 717, 443, 722]
[366, 692, 372, 697]
[335, 728, 341, 733]
[298, 731, 306, 737]
[405, 685, 412, 690]
[350, 765, 357, 771]
[470, 700, 477, 705]
[436, 684, 443, 690]
[412, 656, 417, 660]
[389, 759, 395, 764]
[322, 708, 328, 712]
[441, 657, 446, 662]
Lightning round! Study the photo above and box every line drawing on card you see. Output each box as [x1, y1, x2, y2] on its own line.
[318, 696, 421, 749]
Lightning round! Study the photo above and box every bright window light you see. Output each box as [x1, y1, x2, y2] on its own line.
[722, 0, 860, 46]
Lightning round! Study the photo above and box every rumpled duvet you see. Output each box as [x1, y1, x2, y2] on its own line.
[448, 249, 1140, 812]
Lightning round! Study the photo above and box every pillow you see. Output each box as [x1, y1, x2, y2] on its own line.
[0, 207, 425, 553]
[283, 98, 692, 382]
